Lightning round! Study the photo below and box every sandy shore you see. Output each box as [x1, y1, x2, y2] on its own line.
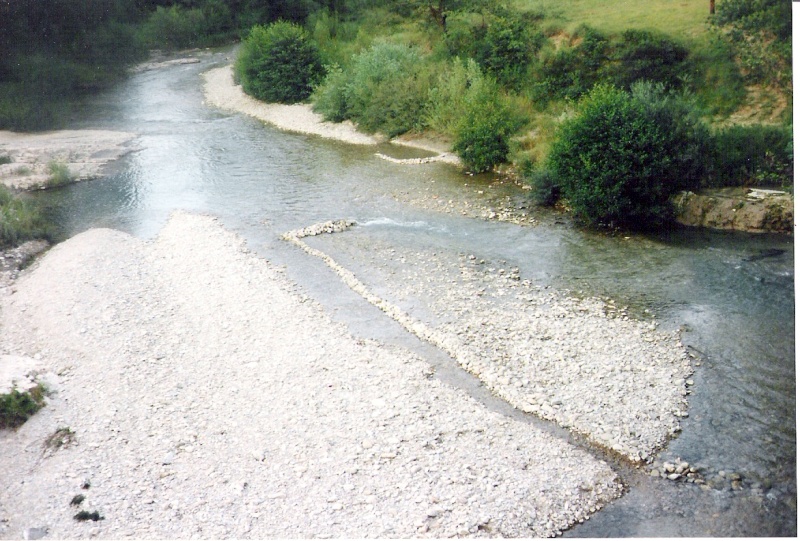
[0, 130, 139, 190]
[202, 65, 461, 165]
[0, 212, 622, 538]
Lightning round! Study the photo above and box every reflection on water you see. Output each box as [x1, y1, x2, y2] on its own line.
[33, 50, 795, 536]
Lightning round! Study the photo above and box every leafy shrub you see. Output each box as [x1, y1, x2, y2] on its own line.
[453, 75, 525, 173]
[344, 43, 428, 136]
[525, 166, 561, 207]
[610, 30, 689, 90]
[140, 5, 205, 49]
[311, 64, 349, 122]
[531, 25, 609, 102]
[711, 0, 791, 89]
[532, 27, 690, 104]
[426, 58, 484, 136]
[236, 22, 325, 104]
[546, 83, 709, 229]
[474, 14, 544, 89]
[313, 42, 430, 137]
[707, 124, 793, 188]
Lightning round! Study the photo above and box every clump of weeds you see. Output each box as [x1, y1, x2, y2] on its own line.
[0, 383, 46, 429]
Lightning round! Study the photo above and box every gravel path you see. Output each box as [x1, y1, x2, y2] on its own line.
[0, 212, 623, 539]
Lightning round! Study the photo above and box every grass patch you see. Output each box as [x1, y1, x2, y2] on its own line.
[515, 0, 709, 40]
[0, 383, 46, 429]
[0, 185, 52, 248]
[46, 161, 74, 188]
[44, 427, 76, 450]
[0, 156, 11, 166]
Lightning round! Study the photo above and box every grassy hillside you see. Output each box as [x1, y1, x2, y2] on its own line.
[515, 0, 709, 39]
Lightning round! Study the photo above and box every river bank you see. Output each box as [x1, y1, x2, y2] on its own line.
[0, 212, 622, 538]
[202, 65, 461, 165]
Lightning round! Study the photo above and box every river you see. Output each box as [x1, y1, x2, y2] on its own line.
[29, 49, 795, 536]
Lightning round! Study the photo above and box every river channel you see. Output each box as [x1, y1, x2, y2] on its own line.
[29, 49, 795, 536]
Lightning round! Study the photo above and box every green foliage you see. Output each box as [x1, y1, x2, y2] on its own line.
[609, 29, 689, 90]
[706, 124, 793, 188]
[236, 22, 325, 104]
[525, 166, 561, 207]
[0, 187, 51, 248]
[141, 0, 235, 48]
[343, 42, 427, 135]
[546, 83, 710, 229]
[47, 161, 74, 188]
[0, 385, 45, 430]
[711, 0, 791, 89]
[530, 25, 609, 102]
[531, 26, 690, 104]
[311, 64, 350, 122]
[446, 10, 544, 90]
[426, 57, 485, 136]
[313, 42, 430, 136]
[139, 5, 205, 49]
[453, 75, 525, 172]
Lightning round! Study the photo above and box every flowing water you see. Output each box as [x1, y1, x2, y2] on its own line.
[28, 50, 795, 536]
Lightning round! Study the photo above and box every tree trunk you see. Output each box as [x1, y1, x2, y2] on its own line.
[710, 0, 715, 15]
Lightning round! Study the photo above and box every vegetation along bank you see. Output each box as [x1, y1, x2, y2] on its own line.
[0, 0, 792, 250]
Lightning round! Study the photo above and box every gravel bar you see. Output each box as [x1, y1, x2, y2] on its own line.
[0, 212, 622, 538]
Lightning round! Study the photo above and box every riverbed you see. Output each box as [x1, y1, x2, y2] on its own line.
[2, 48, 796, 537]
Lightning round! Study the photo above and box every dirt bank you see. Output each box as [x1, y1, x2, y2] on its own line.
[672, 188, 793, 234]
[0, 212, 621, 539]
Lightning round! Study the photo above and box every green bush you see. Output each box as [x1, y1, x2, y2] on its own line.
[610, 29, 689, 90]
[712, 0, 791, 89]
[474, 14, 544, 90]
[453, 75, 525, 173]
[313, 42, 430, 137]
[236, 22, 325, 104]
[0, 385, 45, 430]
[46, 161, 73, 188]
[525, 166, 561, 207]
[426, 57, 484, 136]
[546, 83, 709, 229]
[531, 25, 609, 102]
[311, 64, 350, 122]
[140, 5, 205, 49]
[707, 124, 793, 188]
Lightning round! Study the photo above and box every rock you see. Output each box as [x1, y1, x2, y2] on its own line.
[23, 527, 48, 540]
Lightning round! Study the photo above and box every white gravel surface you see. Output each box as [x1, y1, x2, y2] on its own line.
[0, 130, 139, 190]
[202, 66, 379, 145]
[285, 221, 693, 463]
[0, 212, 623, 539]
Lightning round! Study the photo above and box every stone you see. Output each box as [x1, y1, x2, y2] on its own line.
[23, 527, 48, 540]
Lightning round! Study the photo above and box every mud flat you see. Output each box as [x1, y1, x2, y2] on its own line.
[0, 212, 621, 539]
